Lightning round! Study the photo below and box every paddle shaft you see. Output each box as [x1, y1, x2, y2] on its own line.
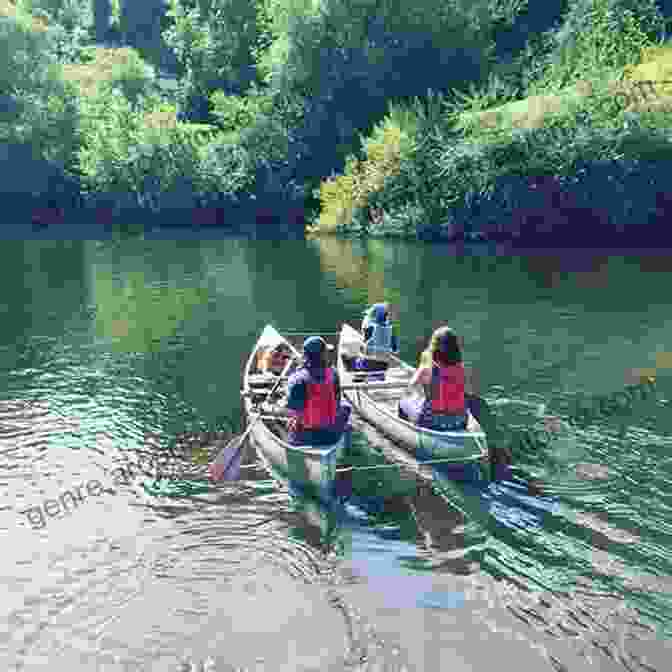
[212, 353, 296, 480]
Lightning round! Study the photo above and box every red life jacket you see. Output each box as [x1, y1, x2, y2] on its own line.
[431, 363, 465, 414]
[302, 367, 337, 429]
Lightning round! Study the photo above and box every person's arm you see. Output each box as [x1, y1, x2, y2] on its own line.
[333, 367, 341, 405]
[408, 366, 430, 392]
[286, 372, 307, 416]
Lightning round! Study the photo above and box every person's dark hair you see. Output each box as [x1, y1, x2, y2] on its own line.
[304, 350, 328, 369]
[430, 326, 462, 366]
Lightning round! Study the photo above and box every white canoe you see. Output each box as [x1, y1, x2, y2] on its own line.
[242, 325, 348, 502]
[337, 323, 488, 466]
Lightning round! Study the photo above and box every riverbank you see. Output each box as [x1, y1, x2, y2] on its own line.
[5, 0, 670, 244]
[313, 31, 672, 244]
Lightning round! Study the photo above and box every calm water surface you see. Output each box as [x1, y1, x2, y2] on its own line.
[2, 233, 672, 671]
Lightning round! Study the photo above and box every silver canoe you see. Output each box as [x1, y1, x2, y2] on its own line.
[242, 325, 348, 502]
[337, 323, 488, 465]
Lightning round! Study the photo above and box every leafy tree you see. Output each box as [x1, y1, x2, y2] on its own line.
[119, 0, 175, 68]
[536, 0, 665, 90]
[0, 14, 83, 209]
[163, 0, 268, 121]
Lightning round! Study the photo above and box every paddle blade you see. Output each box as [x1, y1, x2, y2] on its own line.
[209, 435, 244, 481]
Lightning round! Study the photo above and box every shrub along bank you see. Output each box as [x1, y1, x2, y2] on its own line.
[4, 0, 672, 239]
[314, 0, 672, 246]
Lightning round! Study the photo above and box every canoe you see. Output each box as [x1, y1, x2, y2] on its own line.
[337, 323, 488, 469]
[242, 325, 349, 502]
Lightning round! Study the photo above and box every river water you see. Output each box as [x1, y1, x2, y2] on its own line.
[2, 232, 672, 671]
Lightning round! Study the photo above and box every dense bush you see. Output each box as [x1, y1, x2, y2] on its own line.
[0, 14, 83, 210]
[313, 0, 672, 242]
[244, 0, 505, 220]
[209, 85, 274, 140]
[119, 0, 175, 69]
[363, 81, 672, 242]
[5, 0, 672, 239]
[533, 0, 665, 91]
[317, 101, 414, 232]
[100, 47, 157, 106]
[18, 0, 94, 62]
[77, 89, 249, 214]
[73, 84, 305, 230]
[163, 0, 268, 121]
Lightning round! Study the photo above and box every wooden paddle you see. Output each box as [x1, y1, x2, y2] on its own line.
[209, 354, 296, 481]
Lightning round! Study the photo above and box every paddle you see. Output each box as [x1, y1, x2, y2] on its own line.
[209, 353, 296, 481]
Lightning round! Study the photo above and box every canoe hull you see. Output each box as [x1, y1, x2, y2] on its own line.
[249, 419, 348, 502]
[347, 386, 486, 461]
[243, 325, 349, 503]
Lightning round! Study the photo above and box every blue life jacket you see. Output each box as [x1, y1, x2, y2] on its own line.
[362, 304, 394, 359]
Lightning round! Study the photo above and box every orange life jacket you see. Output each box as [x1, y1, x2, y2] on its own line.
[302, 367, 337, 429]
[431, 363, 465, 414]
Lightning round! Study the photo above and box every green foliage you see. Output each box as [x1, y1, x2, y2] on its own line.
[365, 78, 672, 239]
[101, 47, 157, 107]
[311, 0, 672, 240]
[18, 0, 93, 62]
[18, 0, 66, 18]
[0, 13, 83, 204]
[317, 108, 410, 232]
[163, 0, 266, 119]
[536, 0, 665, 91]
[210, 86, 273, 136]
[77, 88, 253, 211]
[118, 0, 173, 68]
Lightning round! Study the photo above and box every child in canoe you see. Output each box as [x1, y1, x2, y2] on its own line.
[258, 343, 293, 375]
[348, 303, 399, 378]
[398, 326, 468, 431]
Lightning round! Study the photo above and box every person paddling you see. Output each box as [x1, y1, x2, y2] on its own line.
[351, 303, 399, 376]
[286, 336, 352, 445]
[399, 326, 468, 431]
[258, 343, 292, 375]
